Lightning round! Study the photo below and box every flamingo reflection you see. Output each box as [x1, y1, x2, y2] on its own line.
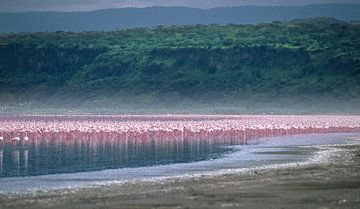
[0, 149, 3, 175]
[12, 149, 20, 175]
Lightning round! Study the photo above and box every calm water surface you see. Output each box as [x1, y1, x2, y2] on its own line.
[0, 137, 234, 178]
[0, 133, 359, 192]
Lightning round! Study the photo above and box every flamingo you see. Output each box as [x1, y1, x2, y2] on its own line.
[24, 132, 29, 141]
[0, 115, 359, 143]
[11, 133, 20, 142]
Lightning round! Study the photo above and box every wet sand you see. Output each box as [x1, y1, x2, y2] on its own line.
[1, 142, 360, 209]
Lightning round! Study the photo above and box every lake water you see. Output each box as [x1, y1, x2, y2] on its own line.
[0, 133, 359, 192]
[0, 137, 234, 178]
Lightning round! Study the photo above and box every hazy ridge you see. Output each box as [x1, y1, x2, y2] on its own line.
[0, 4, 360, 32]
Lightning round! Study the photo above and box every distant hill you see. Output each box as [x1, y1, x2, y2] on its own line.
[1, 4, 360, 32]
[0, 18, 359, 113]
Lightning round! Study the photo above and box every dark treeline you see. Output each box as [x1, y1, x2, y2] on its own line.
[0, 17, 359, 113]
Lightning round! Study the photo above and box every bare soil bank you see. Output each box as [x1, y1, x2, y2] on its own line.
[1, 144, 360, 209]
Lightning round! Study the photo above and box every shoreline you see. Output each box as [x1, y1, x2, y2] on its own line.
[0, 133, 355, 192]
[1, 136, 360, 208]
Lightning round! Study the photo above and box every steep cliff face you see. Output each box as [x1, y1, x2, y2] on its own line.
[0, 18, 359, 112]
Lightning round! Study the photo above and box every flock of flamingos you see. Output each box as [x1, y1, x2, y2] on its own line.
[1, 115, 360, 144]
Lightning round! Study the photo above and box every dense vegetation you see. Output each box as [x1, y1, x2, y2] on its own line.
[0, 17, 360, 113]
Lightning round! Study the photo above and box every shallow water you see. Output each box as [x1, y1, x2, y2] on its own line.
[0, 137, 236, 178]
[0, 133, 359, 192]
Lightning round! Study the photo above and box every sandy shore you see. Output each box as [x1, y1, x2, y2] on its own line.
[1, 142, 360, 209]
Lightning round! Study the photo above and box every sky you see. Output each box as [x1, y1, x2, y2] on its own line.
[0, 0, 359, 12]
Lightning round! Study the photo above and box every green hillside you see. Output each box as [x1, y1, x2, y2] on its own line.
[0, 17, 360, 113]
